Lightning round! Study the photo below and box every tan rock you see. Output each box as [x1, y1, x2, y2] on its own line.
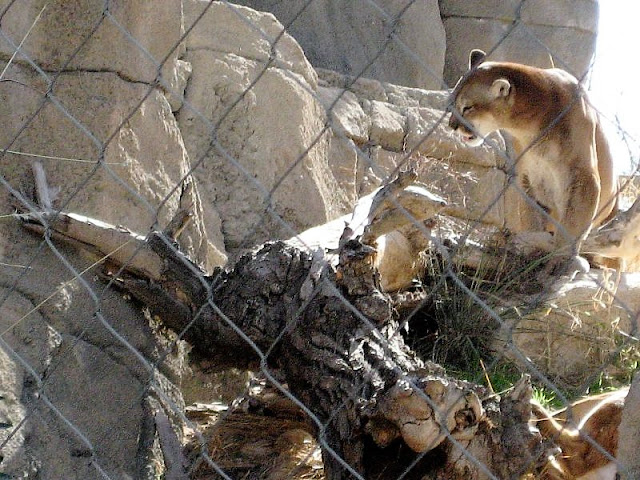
[440, 0, 598, 30]
[0, 347, 29, 476]
[369, 100, 406, 152]
[326, 134, 359, 205]
[165, 59, 193, 112]
[231, 0, 446, 89]
[44, 337, 144, 477]
[184, 0, 317, 88]
[287, 214, 347, 253]
[318, 69, 450, 110]
[0, 0, 185, 89]
[412, 157, 506, 227]
[317, 87, 370, 144]
[374, 230, 423, 292]
[362, 148, 405, 193]
[178, 50, 350, 248]
[0, 290, 52, 476]
[501, 271, 640, 388]
[0, 237, 187, 478]
[440, 0, 598, 85]
[0, 62, 226, 271]
[385, 85, 450, 110]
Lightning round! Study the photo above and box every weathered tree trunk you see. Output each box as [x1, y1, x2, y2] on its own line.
[21, 208, 546, 479]
[131, 237, 544, 479]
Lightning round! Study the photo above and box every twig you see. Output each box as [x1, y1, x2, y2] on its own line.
[31, 161, 54, 211]
[155, 410, 188, 480]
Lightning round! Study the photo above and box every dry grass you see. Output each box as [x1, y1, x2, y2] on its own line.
[185, 394, 324, 480]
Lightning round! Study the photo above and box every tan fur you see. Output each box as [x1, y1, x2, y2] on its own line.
[531, 388, 627, 479]
[449, 51, 618, 259]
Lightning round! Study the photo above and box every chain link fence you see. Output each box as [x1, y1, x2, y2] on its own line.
[0, 1, 638, 479]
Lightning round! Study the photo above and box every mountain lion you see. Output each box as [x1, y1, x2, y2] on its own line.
[448, 50, 618, 271]
[530, 388, 626, 479]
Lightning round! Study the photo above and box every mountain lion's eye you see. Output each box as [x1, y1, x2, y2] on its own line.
[462, 105, 473, 114]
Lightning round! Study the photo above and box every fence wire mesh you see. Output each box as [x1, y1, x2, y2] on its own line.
[0, 1, 638, 479]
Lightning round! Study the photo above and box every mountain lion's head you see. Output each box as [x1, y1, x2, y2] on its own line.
[448, 50, 515, 146]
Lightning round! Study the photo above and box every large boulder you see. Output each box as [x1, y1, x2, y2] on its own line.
[440, 0, 599, 86]
[230, 0, 446, 89]
[0, 61, 225, 272]
[0, 0, 187, 102]
[0, 0, 222, 272]
[179, 1, 352, 250]
[500, 272, 640, 389]
[0, 229, 187, 479]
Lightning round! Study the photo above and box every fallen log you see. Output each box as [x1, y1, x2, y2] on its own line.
[17, 207, 546, 479]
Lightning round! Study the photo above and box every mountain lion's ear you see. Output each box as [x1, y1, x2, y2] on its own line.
[490, 78, 511, 99]
[469, 49, 486, 69]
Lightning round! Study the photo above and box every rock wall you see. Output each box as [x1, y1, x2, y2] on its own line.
[440, 0, 599, 86]
[179, 2, 351, 251]
[0, 216, 188, 478]
[226, 0, 598, 90]
[176, 1, 520, 251]
[232, 0, 447, 89]
[0, 0, 225, 272]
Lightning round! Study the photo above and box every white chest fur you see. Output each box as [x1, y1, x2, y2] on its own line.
[517, 142, 569, 217]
